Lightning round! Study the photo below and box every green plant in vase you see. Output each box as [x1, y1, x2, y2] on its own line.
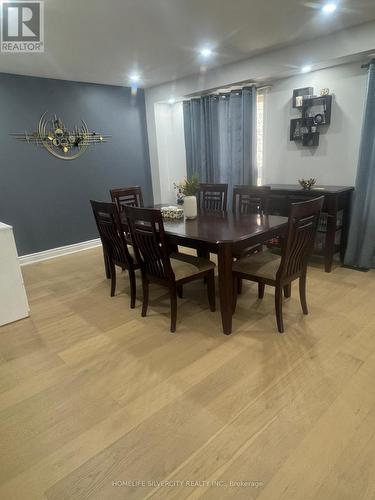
[173, 173, 199, 219]
[173, 173, 199, 197]
[298, 178, 317, 190]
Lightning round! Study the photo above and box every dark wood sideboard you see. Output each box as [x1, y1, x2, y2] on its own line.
[264, 185, 354, 273]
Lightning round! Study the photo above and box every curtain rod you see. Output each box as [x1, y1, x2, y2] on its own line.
[257, 85, 273, 91]
[361, 56, 375, 69]
[185, 83, 272, 99]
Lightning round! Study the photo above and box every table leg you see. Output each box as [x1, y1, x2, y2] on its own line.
[197, 245, 210, 260]
[218, 243, 233, 335]
[197, 246, 210, 283]
[168, 243, 179, 253]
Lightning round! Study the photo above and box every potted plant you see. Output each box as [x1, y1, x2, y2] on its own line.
[173, 173, 199, 219]
[298, 178, 317, 190]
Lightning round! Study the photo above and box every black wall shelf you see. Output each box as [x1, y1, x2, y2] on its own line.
[290, 87, 332, 147]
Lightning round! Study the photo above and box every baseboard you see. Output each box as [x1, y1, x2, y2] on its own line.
[19, 238, 102, 266]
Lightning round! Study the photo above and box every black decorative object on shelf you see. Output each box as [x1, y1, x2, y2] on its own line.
[314, 113, 324, 125]
[290, 87, 332, 148]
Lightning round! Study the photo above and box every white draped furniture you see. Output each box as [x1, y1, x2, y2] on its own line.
[0, 223, 29, 326]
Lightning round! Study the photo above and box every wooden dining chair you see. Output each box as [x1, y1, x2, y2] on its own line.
[232, 196, 324, 333]
[232, 186, 272, 290]
[110, 186, 144, 248]
[90, 200, 139, 308]
[110, 186, 144, 212]
[124, 206, 216, 332]
[232, 186, 271, 215]
[198, 183, 228, 212]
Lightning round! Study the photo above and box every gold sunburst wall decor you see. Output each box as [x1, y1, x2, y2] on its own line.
[11, 112, 110, 160]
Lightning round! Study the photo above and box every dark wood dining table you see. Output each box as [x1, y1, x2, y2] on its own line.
[122, 209, 288, 335]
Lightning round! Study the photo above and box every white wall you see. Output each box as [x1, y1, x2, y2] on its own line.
[153, 62, 367, 195]
[154, 102, 187, 203]
[145, 21, 375, 202]
[263, 62, 367, 186]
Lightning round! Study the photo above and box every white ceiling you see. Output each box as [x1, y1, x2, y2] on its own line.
[1, 0, 375, 88]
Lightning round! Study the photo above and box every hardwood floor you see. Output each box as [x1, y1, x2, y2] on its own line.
[0, 247, 375, 499]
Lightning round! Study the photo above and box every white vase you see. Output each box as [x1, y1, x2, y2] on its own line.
[184, 196, 197, 219]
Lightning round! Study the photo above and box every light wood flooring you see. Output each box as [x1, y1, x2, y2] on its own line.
[0, 247, 375, 499]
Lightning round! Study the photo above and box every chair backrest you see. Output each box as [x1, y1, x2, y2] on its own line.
[124, 206, 174, 282]
[232, 186, 271, 215]
[198, 183, 228, 212]
[90, 200, 134, 267]
[278, 196, 324, 281]
[110, 186, 144, 212]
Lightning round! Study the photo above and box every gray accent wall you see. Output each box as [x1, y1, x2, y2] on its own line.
[0, 73, 152, 255]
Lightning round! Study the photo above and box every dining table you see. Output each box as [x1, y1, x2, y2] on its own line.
[122, 209, 288, 335]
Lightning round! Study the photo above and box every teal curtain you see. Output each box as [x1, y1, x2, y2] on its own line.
[344, 60, 375, 270]
[183, 87, 256, 191]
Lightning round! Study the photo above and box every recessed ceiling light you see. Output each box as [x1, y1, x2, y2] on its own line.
[322, 3, 337, 14]
[200, 48, 212, 58]
[301, 65, 312, 73]
[168, 98, 176, 104]
[129, 73, 141, 83]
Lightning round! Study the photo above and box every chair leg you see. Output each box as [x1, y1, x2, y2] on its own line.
[110, 262, 116, 297]
[275, 286, 284, 333]
[128, 269, 136, 309]
[237, 278, 243, 294]
[177, 285, 183, 298]
[284, 283, 292, 298]
[104, 253, 111, 279]
[197, 249, 210, 284]
[207, 270, 216, 312]
[258, 282, 265, 299]
[141, 276, 149, 317]
[170, 288, 177, 333]
[232, 276, 239, 314]
[299, 273, 308, 315]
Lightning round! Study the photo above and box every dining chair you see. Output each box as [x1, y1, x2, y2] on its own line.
[124, 206, 216, 332]
[90, 200, 139, 308]
[232, 185, 271, 215]
[232, 196, 324, 333]
[232, 186, 272, 290]
[110, 186, 145, 248]
[110, 186, 144, 212]
[198, 183, 228, 212]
